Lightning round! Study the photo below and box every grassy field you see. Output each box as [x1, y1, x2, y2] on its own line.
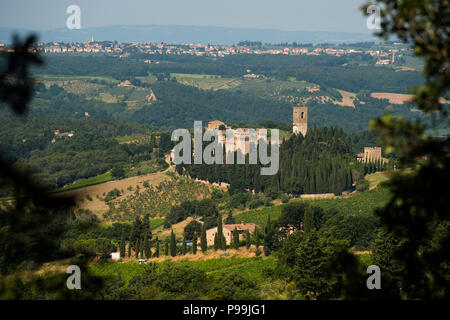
[115, 135, 148, 144]
[365, 171, 390, 190]
[230, 77, 310, 98]
[52, 171, 112, 193]
[149, 218, 165, 230]
[37, 74, 119, 83]
[234, 205, 284, 228]
[171, 73, 241, 90]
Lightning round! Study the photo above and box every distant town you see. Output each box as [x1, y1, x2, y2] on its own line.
[0, 37, 410, 65]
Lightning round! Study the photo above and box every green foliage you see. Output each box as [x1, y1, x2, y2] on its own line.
[184, 220, 202, 241]
[135, 240, 140, 259]
[119, 231, 126, 258]
[0, 116, 160, 193]
[184, 127, 355, 196]
[192, 232, 198, 254]
[328, 0, 450, 299]
[154, 237, 160, 258]
[224, 211, 235, 224]
[208, 272, 259, 300]
[232, 228, 240, 249]
[111, 165, 126, 179]
[104, 188, 121, 202]
[214, 214, 226, 250]
[245, 230, 251, 249]
[277, 231, 347, 299]
[167, 198, 218, 228]
[200, 224, 207, 253]
[304, 207, 314, 234]
[72, 237, 116, 259]
[182, 236, 187, 255]
[370, 229, 406, 298]
[104, 175, 213, 222]
[89, 256, 277, 299]
[164, 240, 169, 256]
[144, 233, 151, 259]
[355, 178, 369, 192]
[169, 230, 177, 257]
[236, 186, 391, 250]
[128, 262, 209, 299]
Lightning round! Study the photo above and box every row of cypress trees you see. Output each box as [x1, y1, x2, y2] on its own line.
[181, 127, 357, 196]
[119, 214, 257, 259]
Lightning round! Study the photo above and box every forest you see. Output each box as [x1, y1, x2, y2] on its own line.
[0, 116, 173, 193]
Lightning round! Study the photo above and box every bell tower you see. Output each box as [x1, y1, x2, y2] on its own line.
[293, 106, 307, 136]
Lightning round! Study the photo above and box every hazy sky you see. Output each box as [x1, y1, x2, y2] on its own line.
[0, 0, 370, 33]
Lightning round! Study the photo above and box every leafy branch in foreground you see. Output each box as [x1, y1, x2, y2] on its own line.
[0, 35, 102, 299]
[332, 0, 450, 299]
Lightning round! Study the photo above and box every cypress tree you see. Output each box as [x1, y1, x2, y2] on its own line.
[224, 211, 235, 224]
[144, 233, 151, 259]
[120, 231, 126, 258]
[135, 239, 140, 259]
[217, 214, 226, 250]
[170, 230, 177, 257]
[131, 217, 142, 245]
[128, 229, 133, 257]
[192, 232, 198, 254]
[140, 237, 145, 257]
[304, 206, 314, 233]
[255, 229, 260, 249]
[213, 232, 219, 250]
[182, 235, 187, 255]
[164, 239, 169, 256]
[200, 224, 207, 253]
[142, 214, 151, 237]
[245, 230, 251, 249]
[233, 227, 240, 249]
[264, 214, 271, 234]
[155, 237, 160, 258]
[217, 214, 223, 247]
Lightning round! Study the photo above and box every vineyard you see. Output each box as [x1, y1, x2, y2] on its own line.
[103, 174, 215, 222]
[235, 185, 391, 228]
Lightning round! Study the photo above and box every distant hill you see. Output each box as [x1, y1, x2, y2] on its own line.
[0, 24, 378, 45]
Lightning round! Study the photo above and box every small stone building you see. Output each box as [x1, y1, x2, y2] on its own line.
[205, 222, 257, 246]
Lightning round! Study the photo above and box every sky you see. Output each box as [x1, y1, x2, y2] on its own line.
[0, 0, 371, 33]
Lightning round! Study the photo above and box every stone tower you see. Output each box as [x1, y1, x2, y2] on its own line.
[293, 106, 308, 136]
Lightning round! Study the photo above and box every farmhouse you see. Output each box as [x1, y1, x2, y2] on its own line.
[205, 222, 257, 246]
[117, 80, 134, 87]
[54, 129, 74, 138]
